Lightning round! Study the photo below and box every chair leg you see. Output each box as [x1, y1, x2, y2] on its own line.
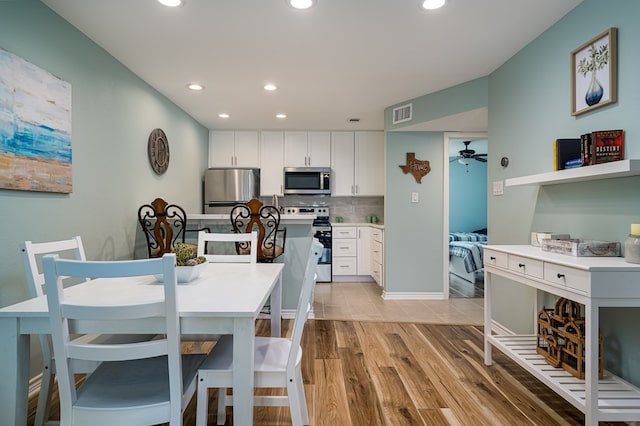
[216, 387, 228, 425]
[287, 368, 309, 426]
[34, 364, 54, 426]
[196, 380, 208, 426]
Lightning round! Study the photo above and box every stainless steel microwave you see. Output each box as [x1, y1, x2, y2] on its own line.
[283, 167, 331, 195]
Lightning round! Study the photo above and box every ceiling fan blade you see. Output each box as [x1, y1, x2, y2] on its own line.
[476, 153, 487, 157]
[475, 157, 488, 162]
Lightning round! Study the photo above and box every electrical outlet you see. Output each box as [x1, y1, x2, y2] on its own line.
[411, 192, 419, 203]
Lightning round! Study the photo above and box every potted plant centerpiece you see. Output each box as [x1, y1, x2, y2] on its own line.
[156, 243, 206, 283]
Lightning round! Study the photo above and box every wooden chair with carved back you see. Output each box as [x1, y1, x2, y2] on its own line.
[138, 197, 209, 258]
[230, 198, 286, 263]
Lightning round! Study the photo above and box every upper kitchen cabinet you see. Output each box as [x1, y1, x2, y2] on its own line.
[284, 131, 331, 167]
[331, 131, 384, 196]
[208, 130, 259, 167]
[355, 131, 384, 196]
[260, 131, 284, 196]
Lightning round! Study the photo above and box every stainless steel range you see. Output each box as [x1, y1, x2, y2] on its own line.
[283, 206, 331, 282]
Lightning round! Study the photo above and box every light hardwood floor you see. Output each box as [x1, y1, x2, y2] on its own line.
[313, 280, 484, 324]
[28, 281, 628, 425]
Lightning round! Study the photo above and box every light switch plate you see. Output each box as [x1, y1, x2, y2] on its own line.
[492, 180, 504, 196]
[411, 192, 419, 203]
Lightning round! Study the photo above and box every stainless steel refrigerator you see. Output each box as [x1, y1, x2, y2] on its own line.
[203, 168, 260, 213]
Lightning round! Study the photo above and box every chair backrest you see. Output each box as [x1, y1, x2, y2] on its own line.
[138, 197, 188, 258]
[286, 239, 323, 374]
[230, 198, 285, 262]
[43, 253, 183, 424]
[196, 230, 258, 263]
[20, 236, 88, 299]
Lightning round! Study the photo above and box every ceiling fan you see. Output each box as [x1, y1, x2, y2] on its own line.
[450, 140, 487, 164]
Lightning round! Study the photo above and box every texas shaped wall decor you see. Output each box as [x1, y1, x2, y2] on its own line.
[399, 152, 431, 183]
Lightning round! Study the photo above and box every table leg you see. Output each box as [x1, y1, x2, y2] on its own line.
[233, 317, 255, 426]
[270, 271, 282, 337]
[585, 302, 599, 425]
[0, 318, 30, 425]
[484, 270, 493, 365]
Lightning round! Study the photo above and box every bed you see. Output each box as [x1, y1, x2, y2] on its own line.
[449, 232, 487, 283]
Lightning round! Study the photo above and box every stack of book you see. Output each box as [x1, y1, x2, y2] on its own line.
[553, 129, 624, 170]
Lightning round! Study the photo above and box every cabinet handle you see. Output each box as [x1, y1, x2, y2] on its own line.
[490, 256, 496, 260]
[557, 273, 565, 279]
[518, 263, 525, 268]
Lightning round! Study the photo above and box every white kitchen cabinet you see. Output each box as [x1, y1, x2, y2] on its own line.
[371, 227, 384, 288]
[209, 130, 259, 167]
[284, 131, 331, 167]
[356, 226, 371, 276]
[332, 226, 357, 276]
[260, 131, 284, 196]
[331, 131, 384, 196]
[332, 225, 374, 280]
[355, 131, 384, 196]
[330, 132, 355, 196]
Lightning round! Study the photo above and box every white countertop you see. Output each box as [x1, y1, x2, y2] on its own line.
[188, 213, 315, 225]
[332, 222, 384, 229]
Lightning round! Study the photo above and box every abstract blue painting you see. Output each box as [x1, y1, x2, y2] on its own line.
[0, 48, 72, 193]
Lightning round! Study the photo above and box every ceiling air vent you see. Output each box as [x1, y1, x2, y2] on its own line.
[392, 103, 412, 124]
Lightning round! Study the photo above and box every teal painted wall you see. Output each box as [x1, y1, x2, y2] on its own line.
[488, 0, 640, 384]
[386, 77, 488, 130]
[449, 159, 487, 232]
[385, 132, 445, 294]
[383, 77, 488, 296]
[0, 1, 209, 316]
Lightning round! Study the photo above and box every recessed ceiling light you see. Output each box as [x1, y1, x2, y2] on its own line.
[421, 0, 445, 10]
[186, 83, 204, 91]
[218, 113, 230, 119]
[264, 83, 278, 91]
[158, 0, 183, 7]
[276, 114, 287, 119]
[287, 0, 316, 10]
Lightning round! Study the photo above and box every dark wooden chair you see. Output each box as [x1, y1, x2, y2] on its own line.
[230, 198, 286, 263]
[138, 197, 209, 258]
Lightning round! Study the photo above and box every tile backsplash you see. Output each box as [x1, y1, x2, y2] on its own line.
[262, 195, 384, 224]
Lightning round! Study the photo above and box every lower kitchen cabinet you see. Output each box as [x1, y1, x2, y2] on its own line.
[332, 225, 380, 282]
[371, 227, 384, 288]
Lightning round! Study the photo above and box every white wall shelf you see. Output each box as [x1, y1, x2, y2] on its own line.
[505, 159, 640, 187]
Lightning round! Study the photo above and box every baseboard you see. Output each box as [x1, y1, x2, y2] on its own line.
[381, 291, 446, 300]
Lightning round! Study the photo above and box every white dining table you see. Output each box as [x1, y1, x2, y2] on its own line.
[0, 261, 283, 426]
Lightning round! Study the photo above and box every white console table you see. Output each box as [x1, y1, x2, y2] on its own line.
[483, 245, 640, 425]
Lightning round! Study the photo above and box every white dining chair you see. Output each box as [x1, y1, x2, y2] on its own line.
[43, 253, 205, 426]
[195, 239, 323, 426]
[196, 230, 258, 263]
[20, 236, 154, 426]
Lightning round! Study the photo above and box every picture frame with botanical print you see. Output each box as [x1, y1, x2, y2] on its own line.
[571, 27, 617, 116]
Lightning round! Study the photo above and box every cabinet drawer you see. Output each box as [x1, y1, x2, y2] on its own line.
[543, 263, 589, 293]
[484, 249, 508, 269]
[333, 257, 357, 275]
[371, 262, 381, 283]
[371, 228, 383, 242]
[333, 239, 357, 256]
[371, 241, 383, 264]
[508, 255, 543, 279]
[333, 227, 357, 238]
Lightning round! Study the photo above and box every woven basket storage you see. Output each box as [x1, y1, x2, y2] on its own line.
[536, 298, 603, 379]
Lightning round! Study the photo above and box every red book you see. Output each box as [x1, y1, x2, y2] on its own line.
[591, 129, 624, 164]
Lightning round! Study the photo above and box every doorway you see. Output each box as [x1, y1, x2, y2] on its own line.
[443, 132, 488, 299]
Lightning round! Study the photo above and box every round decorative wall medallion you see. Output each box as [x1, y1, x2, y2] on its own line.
[148, 128, 170, 175]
